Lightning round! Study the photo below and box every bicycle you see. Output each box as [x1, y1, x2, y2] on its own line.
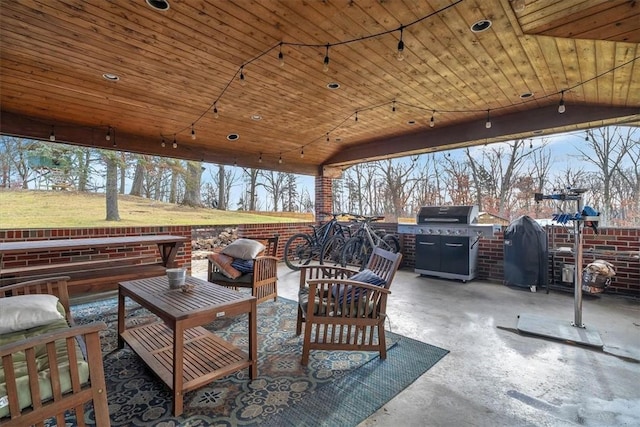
[283, 212, 352, 270]
[340, 215, 401, 270]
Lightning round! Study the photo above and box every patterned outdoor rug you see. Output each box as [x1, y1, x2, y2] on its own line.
[65, 294, 448, 426]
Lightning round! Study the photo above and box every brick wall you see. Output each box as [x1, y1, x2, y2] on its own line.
[399, 225, 639, 297]
[0, 226, 192, 272]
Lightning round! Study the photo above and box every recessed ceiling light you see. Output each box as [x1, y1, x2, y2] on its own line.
[251, 114, 262, 121]
[470, 19, 492, 33]
[227, 133, 239, 141]
[407, 120, 416, 125]
[102, 73, 120, 81]
[326, 82, 340, 90]
[520, 92, 533, 99]
[146, 0, 170, 11]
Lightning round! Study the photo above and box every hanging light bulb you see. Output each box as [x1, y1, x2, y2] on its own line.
[323, 44, 330, 73]
[558, 90, 566, 113]
[239, 66, 246, 86]
[191, 124, 196, 140]
[355, 111, 358, 122]
[161, 137, 166, 148]
[259, 153, 263, 163]
[234, 159, 237, 167]
[585, 132, 589, 141]
[300, 148, 304, 158]
[430, 110, 435, 128]
[396, 26, 405, 61]
[213, 102, 219, 118]
[49, 126, 55, 141]
[392, 101, 396, 112]
[106, 126, 111, 141]
[278, 154, 283, 164]
[326, 132, 330, 142]
[529, 139, 533, 149]
[485, 110, 492, 129]
[112, 129, 117, 147]
[278, 43, 285, 67]
[172, 135, 177, 149]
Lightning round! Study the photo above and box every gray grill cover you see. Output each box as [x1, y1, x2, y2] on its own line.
[503, 215, 548, 288]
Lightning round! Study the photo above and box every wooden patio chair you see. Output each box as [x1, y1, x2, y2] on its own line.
[296, 247, 402, 365]
[207, 235, 279, 304]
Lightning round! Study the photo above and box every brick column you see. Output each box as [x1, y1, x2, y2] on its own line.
[315, 175, 333, 221]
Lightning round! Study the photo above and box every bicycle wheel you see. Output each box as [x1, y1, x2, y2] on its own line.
[380, 234, 401, 253]
[341, 236, 370, 270]
[319, 235, 346, 266]
[284, 233, 314, 271]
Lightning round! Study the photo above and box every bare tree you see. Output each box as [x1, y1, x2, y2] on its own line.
[260, 170, 288, 211]
[374, 158, 421, 219]
[575, 126, 634, 225]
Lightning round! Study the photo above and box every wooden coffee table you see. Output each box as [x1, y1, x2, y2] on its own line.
[117, 275, 257, 416]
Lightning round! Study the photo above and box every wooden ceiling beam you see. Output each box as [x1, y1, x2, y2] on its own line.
[324, 104, 640, 169]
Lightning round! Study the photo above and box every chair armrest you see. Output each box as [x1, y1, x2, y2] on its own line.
[0, 322, 107, 356]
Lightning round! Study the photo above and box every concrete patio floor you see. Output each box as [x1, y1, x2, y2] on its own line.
[263, 264, 640, 427]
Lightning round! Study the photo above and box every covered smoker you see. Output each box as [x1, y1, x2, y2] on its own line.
[503, 215, 548, 290]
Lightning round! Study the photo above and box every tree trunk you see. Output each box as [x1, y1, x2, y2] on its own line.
[217, 165, 226, 210]
[182, 161, 203, 207]
[105, 155, 120, 221]
[129, 158, 145, 196]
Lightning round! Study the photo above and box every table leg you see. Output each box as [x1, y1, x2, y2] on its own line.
[248, 299, 257, 379]
[173, 321, 184, 416]
[117, 291, 125, 349]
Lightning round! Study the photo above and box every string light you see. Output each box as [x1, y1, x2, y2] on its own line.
[529, 139, 533, 149]
[111, 127, 116, 147]
[148, 2, 636, 165]
[172, 135, 177, 149]
[191, 123, 196, 140]
[300, 148, 304, 158]
[161, 137, 165, 148]
[323, 44, 330, 73]
[558, 90, 566, 113]
[234, 159, 237, 167]
[396, 26, 405, 61]
[259, 153, 263, 163]
[106, 126, 111, 141]
[585, 132, 589, 141]
[49, 126, 55, 141]
[239, 66, 246, 86]
[278, 43, 284, 67]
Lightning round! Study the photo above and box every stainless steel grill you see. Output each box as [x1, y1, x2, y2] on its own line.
[398, 205, 498, 282]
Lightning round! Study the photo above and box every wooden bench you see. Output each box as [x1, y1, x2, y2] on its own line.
[0, 235, 187, 295]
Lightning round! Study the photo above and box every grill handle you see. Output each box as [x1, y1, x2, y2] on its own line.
[418, 242, 436, 246]
[445, 243, 464, 247]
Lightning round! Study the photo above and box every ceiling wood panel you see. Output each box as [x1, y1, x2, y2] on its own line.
[1, 0, 638, 176]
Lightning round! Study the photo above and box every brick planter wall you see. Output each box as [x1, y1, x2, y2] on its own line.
[398, 225, 639, 298]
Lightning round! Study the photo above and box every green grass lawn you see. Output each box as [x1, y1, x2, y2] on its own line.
[0, 190, 308, 228]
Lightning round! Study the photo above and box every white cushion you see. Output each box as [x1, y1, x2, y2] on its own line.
[0, 294, 64, 334]
[221, 238, 265, 260]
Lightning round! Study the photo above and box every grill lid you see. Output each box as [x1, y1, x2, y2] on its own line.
[417, 205, 479, 225]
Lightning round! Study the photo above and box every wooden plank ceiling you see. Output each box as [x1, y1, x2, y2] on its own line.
[1, 0, 638, 177]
